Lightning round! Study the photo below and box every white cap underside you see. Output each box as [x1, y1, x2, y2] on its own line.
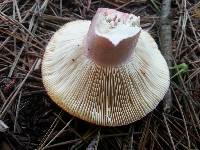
[42, 20, 170, 126]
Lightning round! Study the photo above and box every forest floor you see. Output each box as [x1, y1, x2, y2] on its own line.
[0, 0, 200, 149]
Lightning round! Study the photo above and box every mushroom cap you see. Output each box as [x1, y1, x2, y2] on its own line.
[42, 20, 170, 126]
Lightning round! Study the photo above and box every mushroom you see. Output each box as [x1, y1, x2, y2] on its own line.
[42, 8, 170, 126]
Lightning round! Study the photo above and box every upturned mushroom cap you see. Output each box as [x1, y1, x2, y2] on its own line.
[42, 8, 170, 126]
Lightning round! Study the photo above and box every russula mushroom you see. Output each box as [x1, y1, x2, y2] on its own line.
[42, 8, 170, 126]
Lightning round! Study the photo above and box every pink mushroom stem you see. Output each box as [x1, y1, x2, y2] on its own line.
[85, 8, 142, 66]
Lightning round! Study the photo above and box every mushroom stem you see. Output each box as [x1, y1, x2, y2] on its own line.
[85, 8, 142, 66]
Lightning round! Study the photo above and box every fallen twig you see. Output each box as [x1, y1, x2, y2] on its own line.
[160, 0, 173, 112]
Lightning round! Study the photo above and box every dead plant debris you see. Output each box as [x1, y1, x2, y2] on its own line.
[0, 0, 199, 149]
